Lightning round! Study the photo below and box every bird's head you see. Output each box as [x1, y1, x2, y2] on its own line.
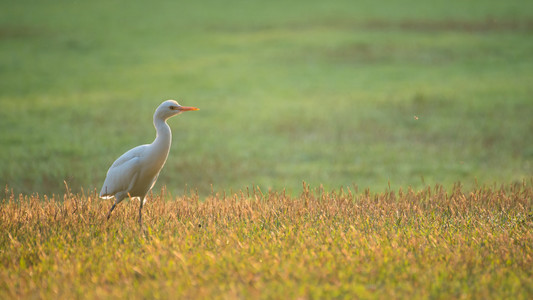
[155, 99, 199, 120]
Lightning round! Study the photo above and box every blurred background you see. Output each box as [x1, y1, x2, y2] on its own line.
[1, 0, 532, 196]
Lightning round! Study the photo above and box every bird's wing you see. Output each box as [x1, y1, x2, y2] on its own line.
[99, 145, 148, 198]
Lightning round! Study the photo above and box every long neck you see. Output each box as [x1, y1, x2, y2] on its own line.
[151, 117, 172, 163]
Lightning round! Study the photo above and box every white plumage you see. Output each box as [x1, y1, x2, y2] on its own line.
[100, 100, 199, 226]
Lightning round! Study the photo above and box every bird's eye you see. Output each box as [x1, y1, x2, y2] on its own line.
[169, 106, 177, 110]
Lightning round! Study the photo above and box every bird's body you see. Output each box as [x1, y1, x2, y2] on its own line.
[100, 100, 199, 225]
[100, 144, 161, 201]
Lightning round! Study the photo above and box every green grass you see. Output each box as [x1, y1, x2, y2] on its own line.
[1, 182, 532, 298]
[1, 0, 532, 196]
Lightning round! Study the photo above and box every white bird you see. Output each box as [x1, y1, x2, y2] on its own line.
[100, 100, 199, 226]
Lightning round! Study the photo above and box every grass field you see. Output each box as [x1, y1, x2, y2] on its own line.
[1, 0, 533, 298]
[1, 0, 532, 195]
[1, 182, 532, 298]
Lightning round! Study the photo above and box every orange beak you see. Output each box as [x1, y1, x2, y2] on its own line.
[178, 106, 200, 111]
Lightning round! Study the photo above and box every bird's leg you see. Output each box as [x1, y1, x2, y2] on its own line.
[138, 198, 144, 227]
[106, 202, 117, 220]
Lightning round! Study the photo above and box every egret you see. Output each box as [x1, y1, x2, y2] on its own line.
[100, 100, 199, 226]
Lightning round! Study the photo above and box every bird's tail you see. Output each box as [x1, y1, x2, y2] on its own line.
[100, 186, 113, 199]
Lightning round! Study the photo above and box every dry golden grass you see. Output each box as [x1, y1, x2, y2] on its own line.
[1, 182, 532, 299]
